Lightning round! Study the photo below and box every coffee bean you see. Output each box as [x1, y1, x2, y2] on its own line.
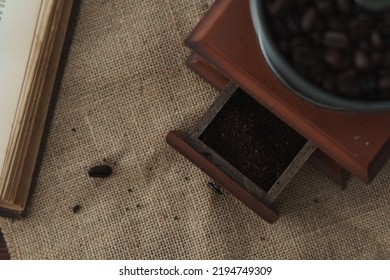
[382, 52, 390, 66]
[354, 50, 371, 71]
[371, 52, 383, 67]
[371, 31, 384, 48]
[310, 32, 323, 46]
[358, 40, 372, 52]
[72, 205, 81, 214]
[264, 0, 390, 101]
[316, 0, 335, 15]
[349, 19, 371, 41]
[292, 46, 320, 68]
[88, 165, 113, 178]
[285, 15, 301, 34]
[324, 49, 342, 68]
[277, 40, 290, 55]
[324, 31, 349, 48]
[267, 0, 292, 17]
[301, 8, 317, 32]
[360, 75, 376, 94]
[322, 75, 337, 92]
[378, 19, 390, 35]
[337, 70, 361, 97]
[311, 64, 327, 83]
[296, 0, 309, 8]
[290, 37, 308, 48]
[328, 16, 349, 31]
[272, 20, 291, 39]
[378, 76, 390, 90]
[336, 0, 352, 14]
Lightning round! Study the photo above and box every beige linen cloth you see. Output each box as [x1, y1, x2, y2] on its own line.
[1, 0, 390, 259]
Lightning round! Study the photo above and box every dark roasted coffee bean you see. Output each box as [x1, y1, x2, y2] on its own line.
[383, 52, 390, 66]
[272, 20, 291, 39]
[314, 19, 326, 32]
[336, 0, 352, 14]
[371, 31, 384, 49]
[285, 16, 301, 34]
[267, 0, 292, 17]
[292, 47, 319, 68]
[378, 76, 390, 90]
[310, 32, 323, 46]
[378, 20, 390, 35]
[371, 52, 383, 67]
[337, 70, 361, 97]
[296, 0, 308, 8]
[322, 75, 337, 92]
[328, 17, 349, 31]
[88, 165, 113, 178]
[311, 64, 327, 83]
[316, 0, 335, 15]
[354, 50, 371, 71]
[358, 40, 372, 52]
[377, 67, 388, 77]
[290, 37, 308, 48]
[323, 49, 342, 68]
[360, 75, 376, 94]
[301, 8, 317, 32]
[349, 18, 372, 41]
[323, 31, 349, 48]
[336, 56, 353, 71]
[72, 205, 81, 214]
[278, 40, 290, 55]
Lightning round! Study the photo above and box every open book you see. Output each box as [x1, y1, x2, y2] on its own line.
[0, 0, 75, 217]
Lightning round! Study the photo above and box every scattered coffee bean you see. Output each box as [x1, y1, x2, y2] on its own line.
[72, 204, 81, 214]
[88, 165, 112, 178]
[264, 0, 390, 101]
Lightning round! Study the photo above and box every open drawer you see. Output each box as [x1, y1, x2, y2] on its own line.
[166, 83, 316, 223]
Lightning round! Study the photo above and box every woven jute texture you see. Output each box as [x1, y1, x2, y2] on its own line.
[1, 0, 390, 259]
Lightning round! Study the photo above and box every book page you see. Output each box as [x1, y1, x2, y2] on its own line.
[0, 0, 43, 171]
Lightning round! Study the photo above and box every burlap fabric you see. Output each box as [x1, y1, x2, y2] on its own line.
[1, 0, 390, 259]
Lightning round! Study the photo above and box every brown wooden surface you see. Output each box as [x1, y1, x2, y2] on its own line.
[0, 229, 10, 260]
[186, 52, 228, 91]
[186, 0, 390, 183]
[166, 131, 279, 223]
[186, 51, 351, 187]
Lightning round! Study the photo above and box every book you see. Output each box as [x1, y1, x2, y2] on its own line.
[0, 0, 75, 217]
